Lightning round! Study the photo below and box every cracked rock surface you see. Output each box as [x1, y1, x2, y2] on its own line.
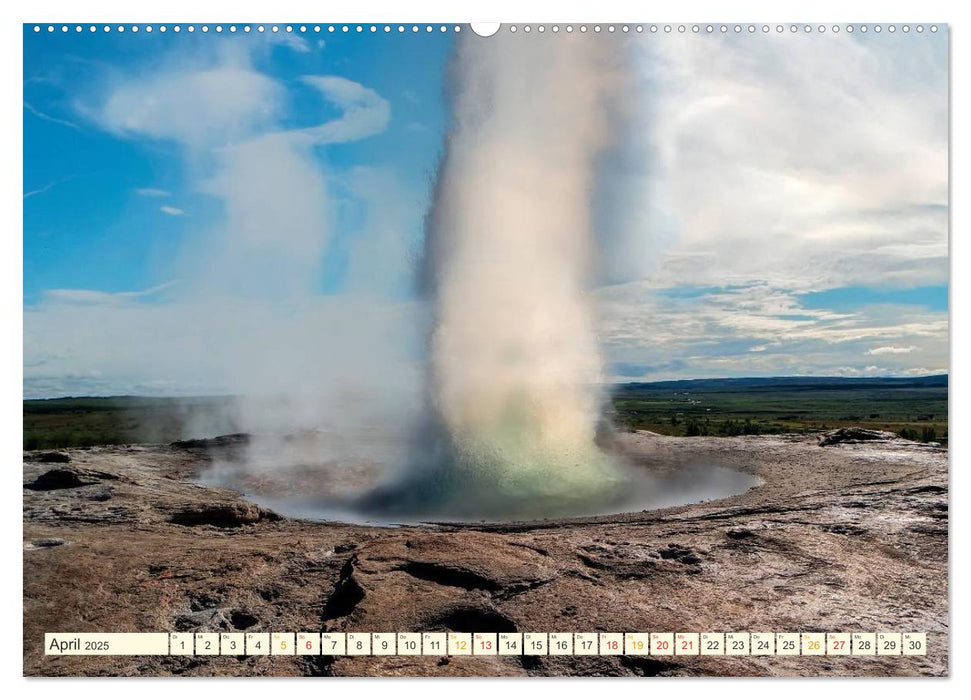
[23, 431, 947, 677]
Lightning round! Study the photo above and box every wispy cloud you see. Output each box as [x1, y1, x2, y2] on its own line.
[295, 76, 391, 144]
[24, 101, 79, 130]
[272, 31, 311, 54]
[597, 283, 947, 381]
[41, 281, 179, 306]
[160, 205, 185, 216]
[24, 181, 60, 199]
[24, 175, 76, 199]
[135, 187, 170, 197]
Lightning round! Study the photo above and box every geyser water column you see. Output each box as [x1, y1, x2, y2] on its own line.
[404, 29, 626, 518]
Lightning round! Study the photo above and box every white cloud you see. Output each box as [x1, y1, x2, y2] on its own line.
[272, 31, 311, 54]
[596, 283, 948, 381]
[87, 49, 392, 302]
[295, 76, 391, 145]
[867, 345, 917, 355]
[96, 59, 283, 146]
[618, 33, 948, 292]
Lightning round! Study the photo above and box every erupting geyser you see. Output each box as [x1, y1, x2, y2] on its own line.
[364, 31, 628, 519]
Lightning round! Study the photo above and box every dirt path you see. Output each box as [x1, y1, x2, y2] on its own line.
[23, 431, 948, 676]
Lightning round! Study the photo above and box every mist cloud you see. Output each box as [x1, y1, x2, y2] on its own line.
[401, 32, 627, 514]
[41, 38, 422, 474]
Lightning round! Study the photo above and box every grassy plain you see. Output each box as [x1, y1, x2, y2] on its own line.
[23, 376, 948, 449]
[609, 376, 947, 443]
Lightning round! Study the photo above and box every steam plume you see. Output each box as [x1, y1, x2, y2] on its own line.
[371, 32, 627, 518]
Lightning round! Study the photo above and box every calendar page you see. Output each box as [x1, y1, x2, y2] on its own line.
[22, 19, 948, 678]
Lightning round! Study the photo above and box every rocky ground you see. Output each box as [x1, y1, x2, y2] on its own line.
[23, 430, 948, 677]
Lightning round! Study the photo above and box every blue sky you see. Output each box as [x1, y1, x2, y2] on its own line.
[23, 27, 949, 398]
[798, 286, 948, 314]
[24, 27, 451, 303]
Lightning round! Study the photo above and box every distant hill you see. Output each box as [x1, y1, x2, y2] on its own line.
[614, 375, 948, 393]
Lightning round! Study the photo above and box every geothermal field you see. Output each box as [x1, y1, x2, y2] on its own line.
[23, 425, 947, 677]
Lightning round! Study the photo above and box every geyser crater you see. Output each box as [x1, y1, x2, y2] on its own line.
[196, 431, 761, 526]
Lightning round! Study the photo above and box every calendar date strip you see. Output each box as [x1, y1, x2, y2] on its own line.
[45, 631, 927, 657]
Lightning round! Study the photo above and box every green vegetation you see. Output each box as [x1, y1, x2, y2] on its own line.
[24, 376, 948, 450]
[609, 376, 947, 444]
[23, 396, 236, 450]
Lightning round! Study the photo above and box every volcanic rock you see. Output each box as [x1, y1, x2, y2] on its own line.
[171, 433, 251, 450]
[23, 433, 948, 677]
[25, 538, 67, 550]
[32, 451, 71, 463]
[169, 502, 278, 527]
[818, 427, 899, 446]
[25, 468, 101, 490]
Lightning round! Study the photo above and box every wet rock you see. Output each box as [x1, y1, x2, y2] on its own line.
[84, 487, 114, 502]
[818, 427, 898, 446]
[659, 544, 693, 560]
[909, 485, 947, 495]
[169, 502, 278, 527]
[397, 533, 555, 592]
[189, 593, 222, 611]
[577, 547, 657, 580]
[171, 433, 251, 450]
[229, 610, 259, 630]
[397, 561, 502, 591]
[419, 603, 518, 633]
[25, 468, 99, 490]
[909, 523, 947, 536]
[32, 451, 71, 463]
[175, 608, 233, 631]
[822, 523, 868, 536]
[25, 538, 67, 550]
[620, 656, 681, 677]
[323, 556, 366, 620]
[258, 585, 283, 601]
